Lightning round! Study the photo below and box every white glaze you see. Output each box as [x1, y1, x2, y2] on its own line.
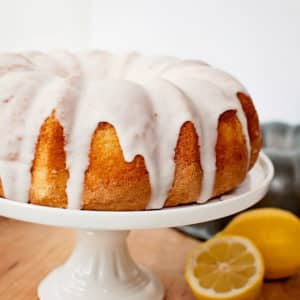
[0, 50, 251, 209]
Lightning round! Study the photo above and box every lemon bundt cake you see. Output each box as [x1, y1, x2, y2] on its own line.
[0, 50, 262, 211]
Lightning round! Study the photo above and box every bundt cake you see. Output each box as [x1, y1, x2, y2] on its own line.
[0, 50, 262, 211]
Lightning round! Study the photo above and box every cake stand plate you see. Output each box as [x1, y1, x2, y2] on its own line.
[0, 153, 273, 300]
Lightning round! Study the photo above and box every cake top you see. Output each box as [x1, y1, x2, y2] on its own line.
[0, 50, 250, 209]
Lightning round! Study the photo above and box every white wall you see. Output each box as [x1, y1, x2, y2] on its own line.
[0, 0, 299, 123]
[0, 0, 91, 51]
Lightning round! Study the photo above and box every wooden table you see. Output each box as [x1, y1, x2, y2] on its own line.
[0, 217, 299, 300]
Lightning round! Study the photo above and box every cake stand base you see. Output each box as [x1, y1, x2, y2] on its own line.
[38, 230, 164, 300]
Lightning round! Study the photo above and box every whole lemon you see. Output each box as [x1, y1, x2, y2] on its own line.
[221, 208, 300, 279]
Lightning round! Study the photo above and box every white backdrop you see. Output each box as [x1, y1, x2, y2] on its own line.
[0, 0, 91, 50]
[0, 0, 299, 123]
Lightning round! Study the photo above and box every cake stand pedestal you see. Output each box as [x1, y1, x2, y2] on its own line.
[39, 230, 162, 300]
[0, 153, 273, 300]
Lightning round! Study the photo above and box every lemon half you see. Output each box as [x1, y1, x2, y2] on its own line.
[185, 235, 264, 300]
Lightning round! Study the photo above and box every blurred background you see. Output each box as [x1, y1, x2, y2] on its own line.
[0, 0, 299, 238]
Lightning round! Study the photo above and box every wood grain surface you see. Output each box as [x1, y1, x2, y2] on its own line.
[0, 217, 299, 300]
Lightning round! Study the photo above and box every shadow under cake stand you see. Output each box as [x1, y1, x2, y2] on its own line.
[0, 152, 273, 300]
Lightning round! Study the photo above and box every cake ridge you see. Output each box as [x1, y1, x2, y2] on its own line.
[142, 78, 195, 209]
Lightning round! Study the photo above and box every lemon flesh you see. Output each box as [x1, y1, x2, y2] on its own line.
[222, 208, 300, 279]
[185, 235, 264, 300]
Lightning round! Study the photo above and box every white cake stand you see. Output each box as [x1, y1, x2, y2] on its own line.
[0, 153, 273, 300]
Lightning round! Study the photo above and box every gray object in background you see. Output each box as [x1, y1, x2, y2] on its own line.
[178, 122, 300, 240]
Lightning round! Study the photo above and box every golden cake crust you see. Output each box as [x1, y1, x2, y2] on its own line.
[0, 180, 4, 198]
[26, 92, 261, 211]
